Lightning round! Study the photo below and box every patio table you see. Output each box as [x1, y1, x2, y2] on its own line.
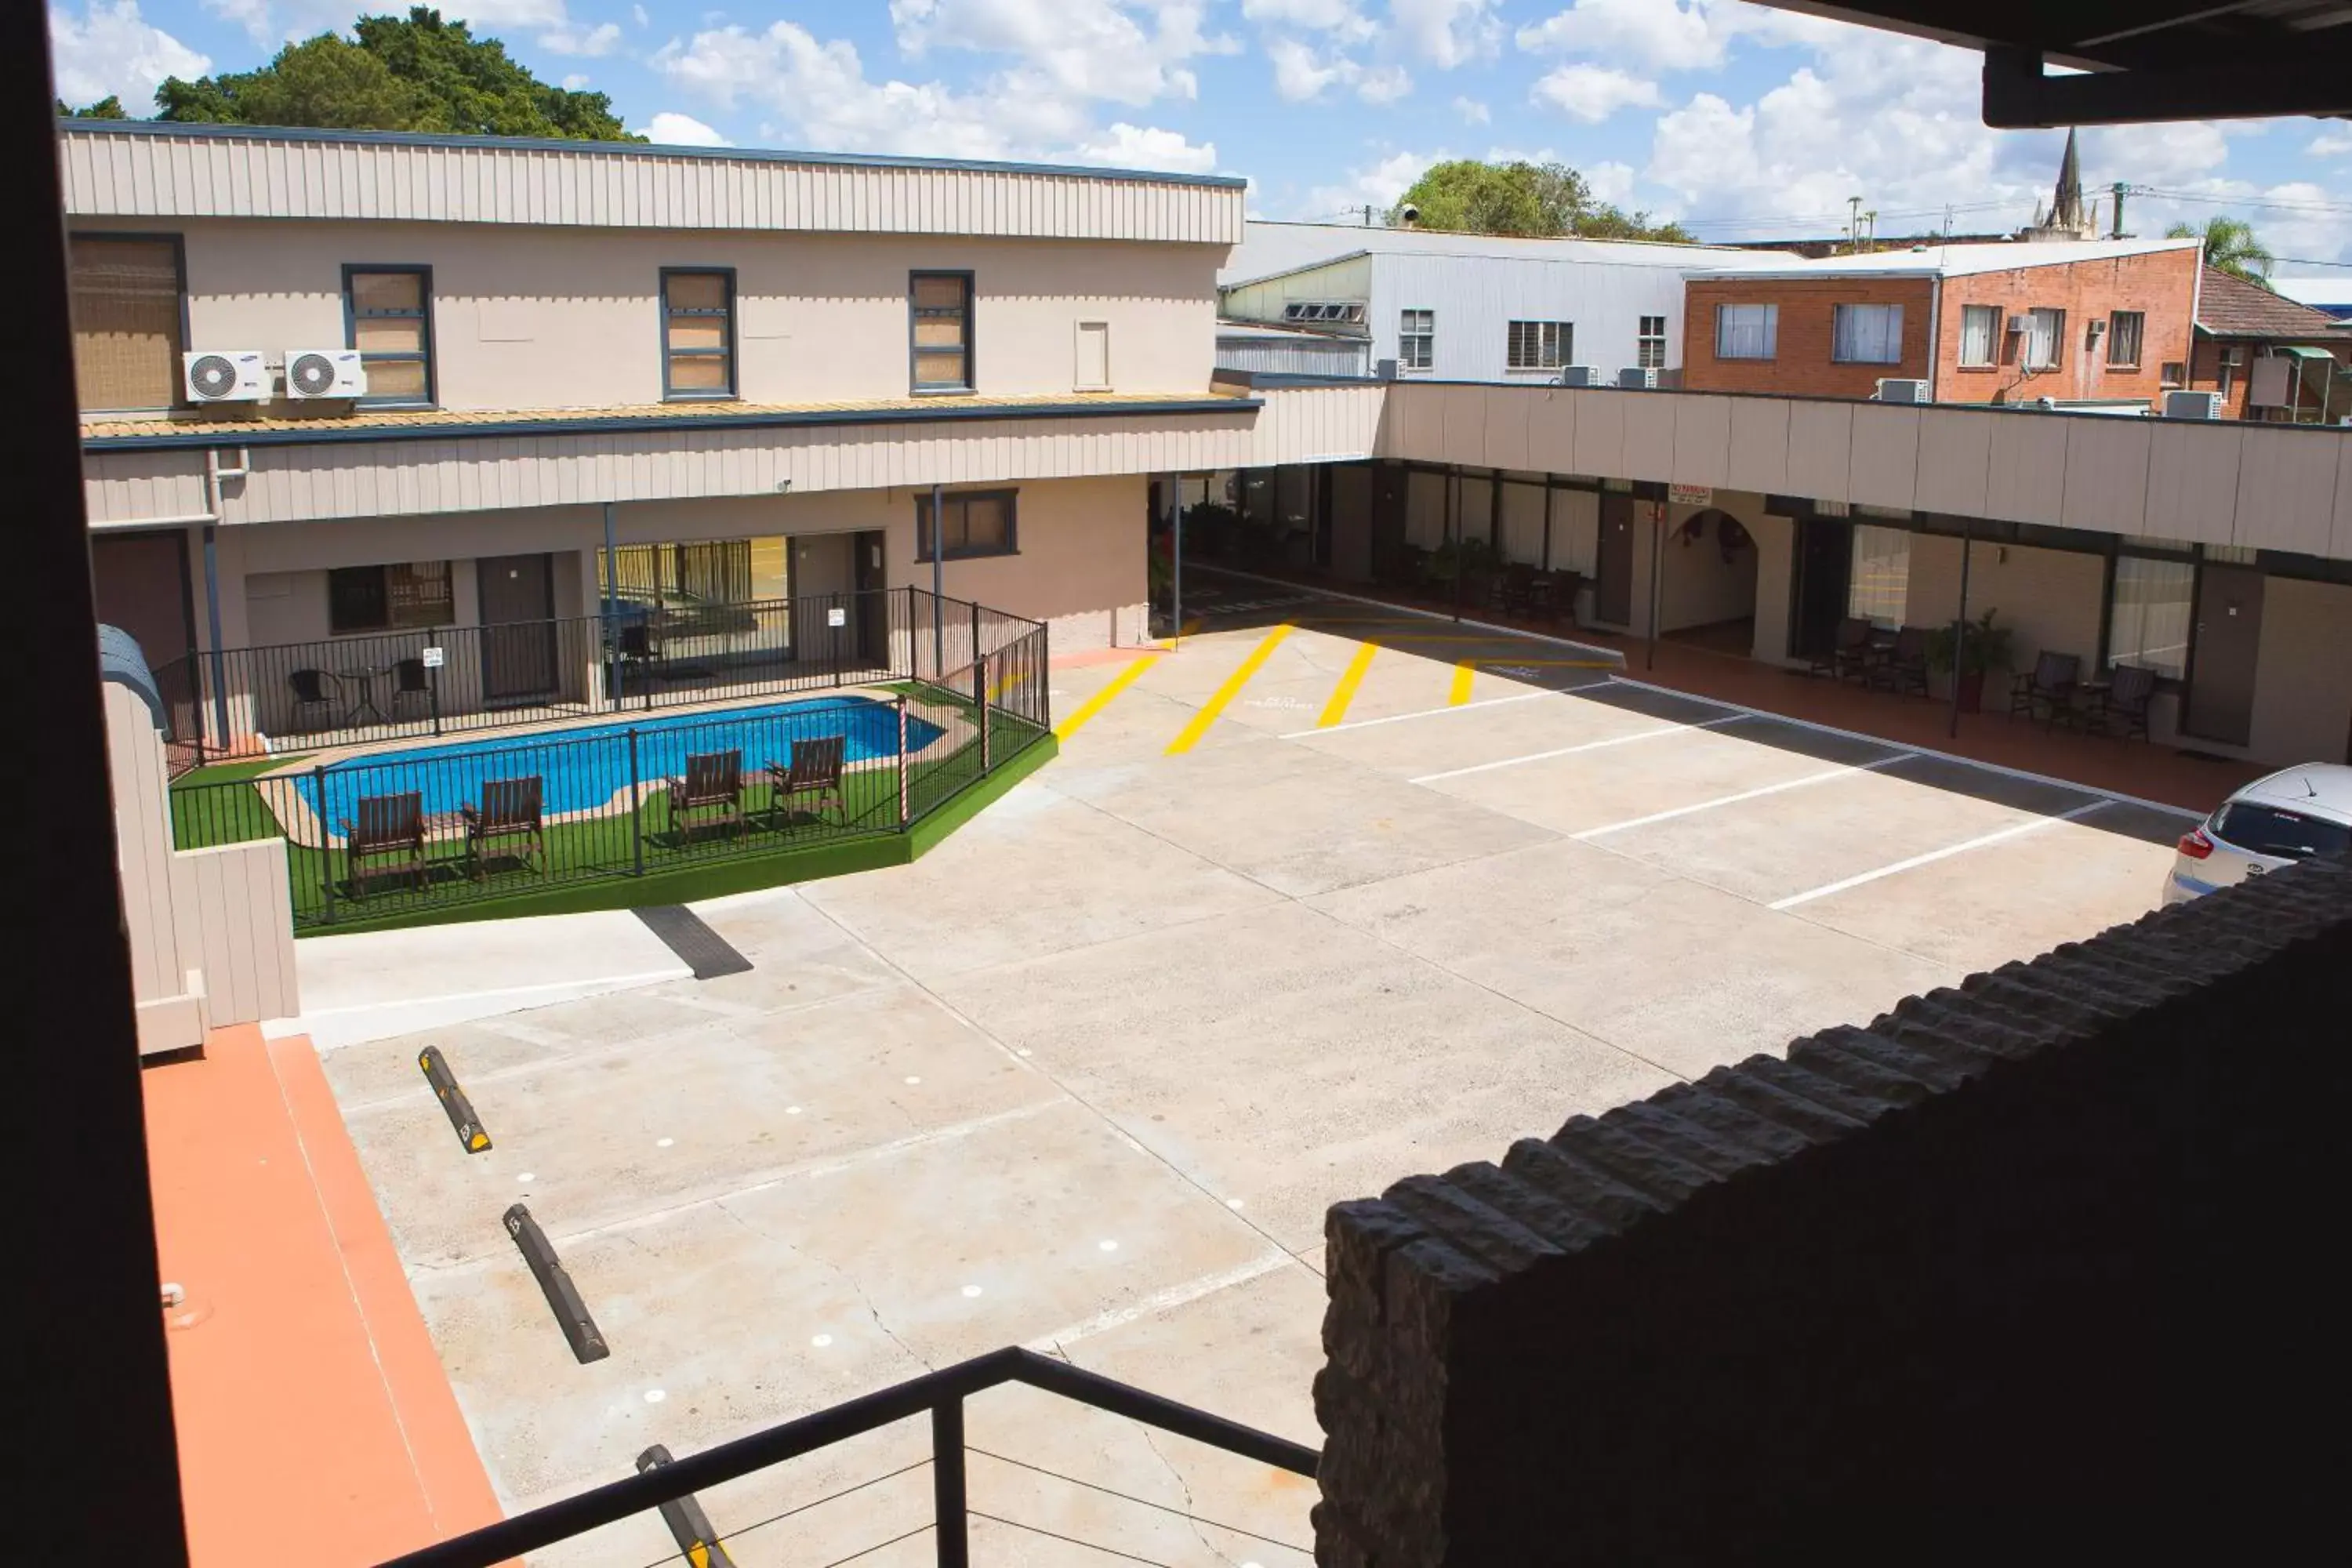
[339, 663, 391, 726]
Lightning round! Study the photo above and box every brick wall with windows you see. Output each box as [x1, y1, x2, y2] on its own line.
[1680, 277, 1933, 397]
[1933, 246, 2199, 405]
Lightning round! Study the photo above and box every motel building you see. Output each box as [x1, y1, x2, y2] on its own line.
[67, 120, 2352, 774]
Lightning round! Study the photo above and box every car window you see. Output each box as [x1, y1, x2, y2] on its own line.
[2214, 802, 2352, 860]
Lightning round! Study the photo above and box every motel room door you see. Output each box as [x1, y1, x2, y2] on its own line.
[477, 552, 558, 703]
[1788, 517, 1854, 662]
[852, 530, 889, 668]
[1595, 494, 1637, 626]
[2183, 564, 2265, 747]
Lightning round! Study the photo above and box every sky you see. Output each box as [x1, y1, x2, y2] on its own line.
[45, 0, 2352, 270]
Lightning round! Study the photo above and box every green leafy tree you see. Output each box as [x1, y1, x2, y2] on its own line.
[155, 7, 636, 141]
[1391, 158, 1692, 242]
[56, 96, 128, 118]
[2168, 215, 2274, 288]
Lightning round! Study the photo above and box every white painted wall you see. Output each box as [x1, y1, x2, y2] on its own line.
[1369, 252, 1690, 383]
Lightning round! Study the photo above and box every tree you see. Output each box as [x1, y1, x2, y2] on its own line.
[155, 7, 636, 141]
[2168, 215, 2274, 288]
[56, 96, 127, 118]
[1390, 158, 1692, 242]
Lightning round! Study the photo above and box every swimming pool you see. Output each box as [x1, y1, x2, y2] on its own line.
[292, 695, 944, 822]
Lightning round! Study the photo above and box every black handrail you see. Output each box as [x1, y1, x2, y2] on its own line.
[376, 1345, 1317, 1568]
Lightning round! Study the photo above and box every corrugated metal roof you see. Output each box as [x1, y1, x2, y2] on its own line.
[1220, 220, 1782, 288]
[1683, 236, 2202, 281]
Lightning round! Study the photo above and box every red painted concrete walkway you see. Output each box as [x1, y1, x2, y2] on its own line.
[143, 1025, 505, 1566]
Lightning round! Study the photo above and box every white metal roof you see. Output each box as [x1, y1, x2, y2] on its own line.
[1221, 218, 1782, 289]
[1683, 236, 2203, 281]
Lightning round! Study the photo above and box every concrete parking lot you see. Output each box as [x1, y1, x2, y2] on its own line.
[318, 575, 2190, 1565]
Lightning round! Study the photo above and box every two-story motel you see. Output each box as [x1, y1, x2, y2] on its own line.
[68, 121, 2352, 771]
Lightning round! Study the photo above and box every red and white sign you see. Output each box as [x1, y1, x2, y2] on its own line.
[1667, 483, 1714, 507]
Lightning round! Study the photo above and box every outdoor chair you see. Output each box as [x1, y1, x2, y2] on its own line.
[2009, 651, 2082, 728]
[390, 657, 432, 720]
[1538, 570, 1585, 628]
[1870, 626, 1932, 699]
[616, 622, 664, 693]
[766, 735, 848, 828]
[343, 791, 427, 897]
[1809, 618, 1876, 682]
[462, 775, 544, 880]
[666, 749, 745, 842]
[1495, 562, 1539, 616]
[287, 667, 337, 731]
[2080, 662, 2158, 741]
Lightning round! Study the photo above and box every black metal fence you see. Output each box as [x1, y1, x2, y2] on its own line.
[156, 586, 982, 768]
[168, 611, 1051, 929]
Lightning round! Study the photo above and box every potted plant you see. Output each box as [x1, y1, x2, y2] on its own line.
[1924, 608, 2015, 713]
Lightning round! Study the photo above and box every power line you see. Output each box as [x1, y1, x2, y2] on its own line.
[2131, 185, 2352, 216]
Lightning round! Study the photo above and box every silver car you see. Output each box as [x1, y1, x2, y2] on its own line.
[2165, 763, 2352, 904]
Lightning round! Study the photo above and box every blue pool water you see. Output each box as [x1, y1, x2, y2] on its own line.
[297, 695, 942, 822]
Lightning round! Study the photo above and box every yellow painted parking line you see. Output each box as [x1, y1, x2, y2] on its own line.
[1053, 656, 1160, 742]
[1167, 625, 1294, 754]
[1449, 661, 1478, 706]
[1316, 643, 1380, 728]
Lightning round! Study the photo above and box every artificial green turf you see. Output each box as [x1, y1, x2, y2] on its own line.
[176, 753, 313, 786]
[166, 713, 1054, 937]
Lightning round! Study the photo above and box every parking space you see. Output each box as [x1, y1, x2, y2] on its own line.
[320, 571, 2190, 1564]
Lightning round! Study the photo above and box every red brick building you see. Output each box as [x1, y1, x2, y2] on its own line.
[2187, 264, 2352, 423]
[1681, 238, 2203, 406]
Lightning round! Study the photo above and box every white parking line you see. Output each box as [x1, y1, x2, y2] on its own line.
[1573, 754, 1911, 840]
[1768, 800, 2113, 909]
[1411, 715, 1746, 782]
[1280, 687, 1592, 739]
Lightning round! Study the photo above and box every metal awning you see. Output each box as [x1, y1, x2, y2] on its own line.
[2278, 345, 2341, 361]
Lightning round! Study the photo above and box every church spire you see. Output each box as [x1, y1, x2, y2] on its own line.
[2048, 128, 2090, 238]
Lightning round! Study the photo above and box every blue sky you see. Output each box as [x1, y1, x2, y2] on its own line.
[48, 1, 2352, 267]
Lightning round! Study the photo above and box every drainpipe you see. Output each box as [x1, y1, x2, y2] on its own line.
[931, 482, 946, 675]
[1171, 474, 1185, 650]
[602, 502, 619, 711]
[200, 448, 249, 750]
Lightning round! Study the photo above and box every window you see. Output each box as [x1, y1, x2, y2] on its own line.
[2106, 556, 2194, 678]
[1958, 304, 2001, 368]
[910, 272, 974, 392]
[328, 561, 453, 635]
[1832, 303, 1904, 364]
[1846, 525, 1911, 627]
[69, 234, 184, 412]
[2161, 360, 2187, 387]
[2212, 802, 2352, 862]
[1714, 303, 1777, 360]
[345, 267, 433, 406]
[661, 269, 735, 399]
[915, 489, 1017, 561]
[2107, 310, 2144, 369]
[1637, 315, 1668, 369]
[1505, 320, 1573, 371]
[1399, 309, 1435, 370]
[2024, 307, 2065, 371]
[1281, 302, 1364, 324]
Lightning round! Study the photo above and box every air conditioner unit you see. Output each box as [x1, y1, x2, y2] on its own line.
[1374, 358, 1399, 381]
[1875, 378, 1929, 403]
[1617, 366, 1658, 390]
[1559, 365, 1605, 387]
[283, 348, 367, 400]
[2222, 347, 2247, 367]
[2161, 390, 2226, 420]
[182, 350, 268, 404]
[2004, 313, 2031, 335]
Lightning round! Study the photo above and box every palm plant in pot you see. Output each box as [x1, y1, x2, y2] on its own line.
[1924, 608, 2014, 713]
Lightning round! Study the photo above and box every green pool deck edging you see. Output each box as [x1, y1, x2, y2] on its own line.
[285, 733, 1057, 938]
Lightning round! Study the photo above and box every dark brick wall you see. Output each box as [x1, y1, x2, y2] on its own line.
[1315, 858, 2352, 1565]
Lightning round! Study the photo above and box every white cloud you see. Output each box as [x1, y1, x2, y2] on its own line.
[1267, 35, 1410, 103]
[1586, 158, 1636, 205]
[1066, 121, 1219, 172]
[1243, 0, 1377, 45]
[561, 72, 589, 89]
[49, 1, 208, 109]
[2304, 129, 2352, 158]
[204, 0, 572, 47]
[634, 111, 731, 147]
[1389, 0, 1500, 69]
[1452, 94, 1488, 123]
[1302, 147, 1439, 220]
[538, 21, 620, 56]
[632, 3, 648, 24]
[1517, 0, 1731, 71]
[1533, 63, 1663, 123]
[887, 0, 1226, 107]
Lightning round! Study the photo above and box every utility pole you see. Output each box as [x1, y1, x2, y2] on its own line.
[1362, 203, 1374, 227]
[2111, 182, 2128, 239]
[1847, 195, 1861, 252]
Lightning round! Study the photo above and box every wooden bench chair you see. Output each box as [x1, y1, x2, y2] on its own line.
[766, 735, 848, 827]
[666, 749, 744, 842]
[343, 790, 426, 897]
[462, 775, 544, 880]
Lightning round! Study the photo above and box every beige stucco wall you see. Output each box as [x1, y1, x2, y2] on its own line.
[1906, 535, 2107, 683]
[1657, 497, 1763, 634]
[1748, 510, 1797, 665]
[77, 216, 1220, 412]
[2209, 577, 2352, 766]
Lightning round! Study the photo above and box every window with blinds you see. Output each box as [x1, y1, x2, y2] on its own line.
[911, 272, 974, 391]
[2107, 557, 2194, 677]
[1958, 304, 2000, 367]
[70, 235, 183, 412]
[1846, 525, 1911, 627]
[328, 561, 453, 635]
[1831, 303, 1904, 364]
[2107, 310, 2144, 368]
[346, 267, 434, 406]
[1714, 303, 1777, 360]
[1505, 320, 1572, 370]
[662, 269, 735, 399]
[915, 490, 1017, 560]
[2024, 307, 2065, 371]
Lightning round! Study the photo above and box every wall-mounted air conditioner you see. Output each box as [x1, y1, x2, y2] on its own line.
[1617, 366, 1658, 390]
[183, 350, 268, 404]
[2222, 347, 2247, 367]
[2004, 313, 2030, 336]
[1875, 378, 1929, 403]
[1559, 365, 1605, 387]
[283, 348, 367, 400]
[2161, 390, 2225, 420]
[1375, 358, 1399, 381]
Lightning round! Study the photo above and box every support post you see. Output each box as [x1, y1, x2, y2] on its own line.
[1646, 503, 1663, 672]
[201, 523, 230, 751]
[933, 1399, 969, 1568]
[897, 696, 911, 828]
[1171, 474, 1185, 648]
[931, 482, 946, 678]
[978, 653, 991, 773]
[1449, 469, 1462, 622]
[1949, 516, 1973, 741]
[628, 728, 644, 876]
[970, 601, 983, 704]
[602, 501, 620, 712]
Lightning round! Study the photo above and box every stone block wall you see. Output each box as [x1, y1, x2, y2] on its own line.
[1315, 858, 2352, 1564]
